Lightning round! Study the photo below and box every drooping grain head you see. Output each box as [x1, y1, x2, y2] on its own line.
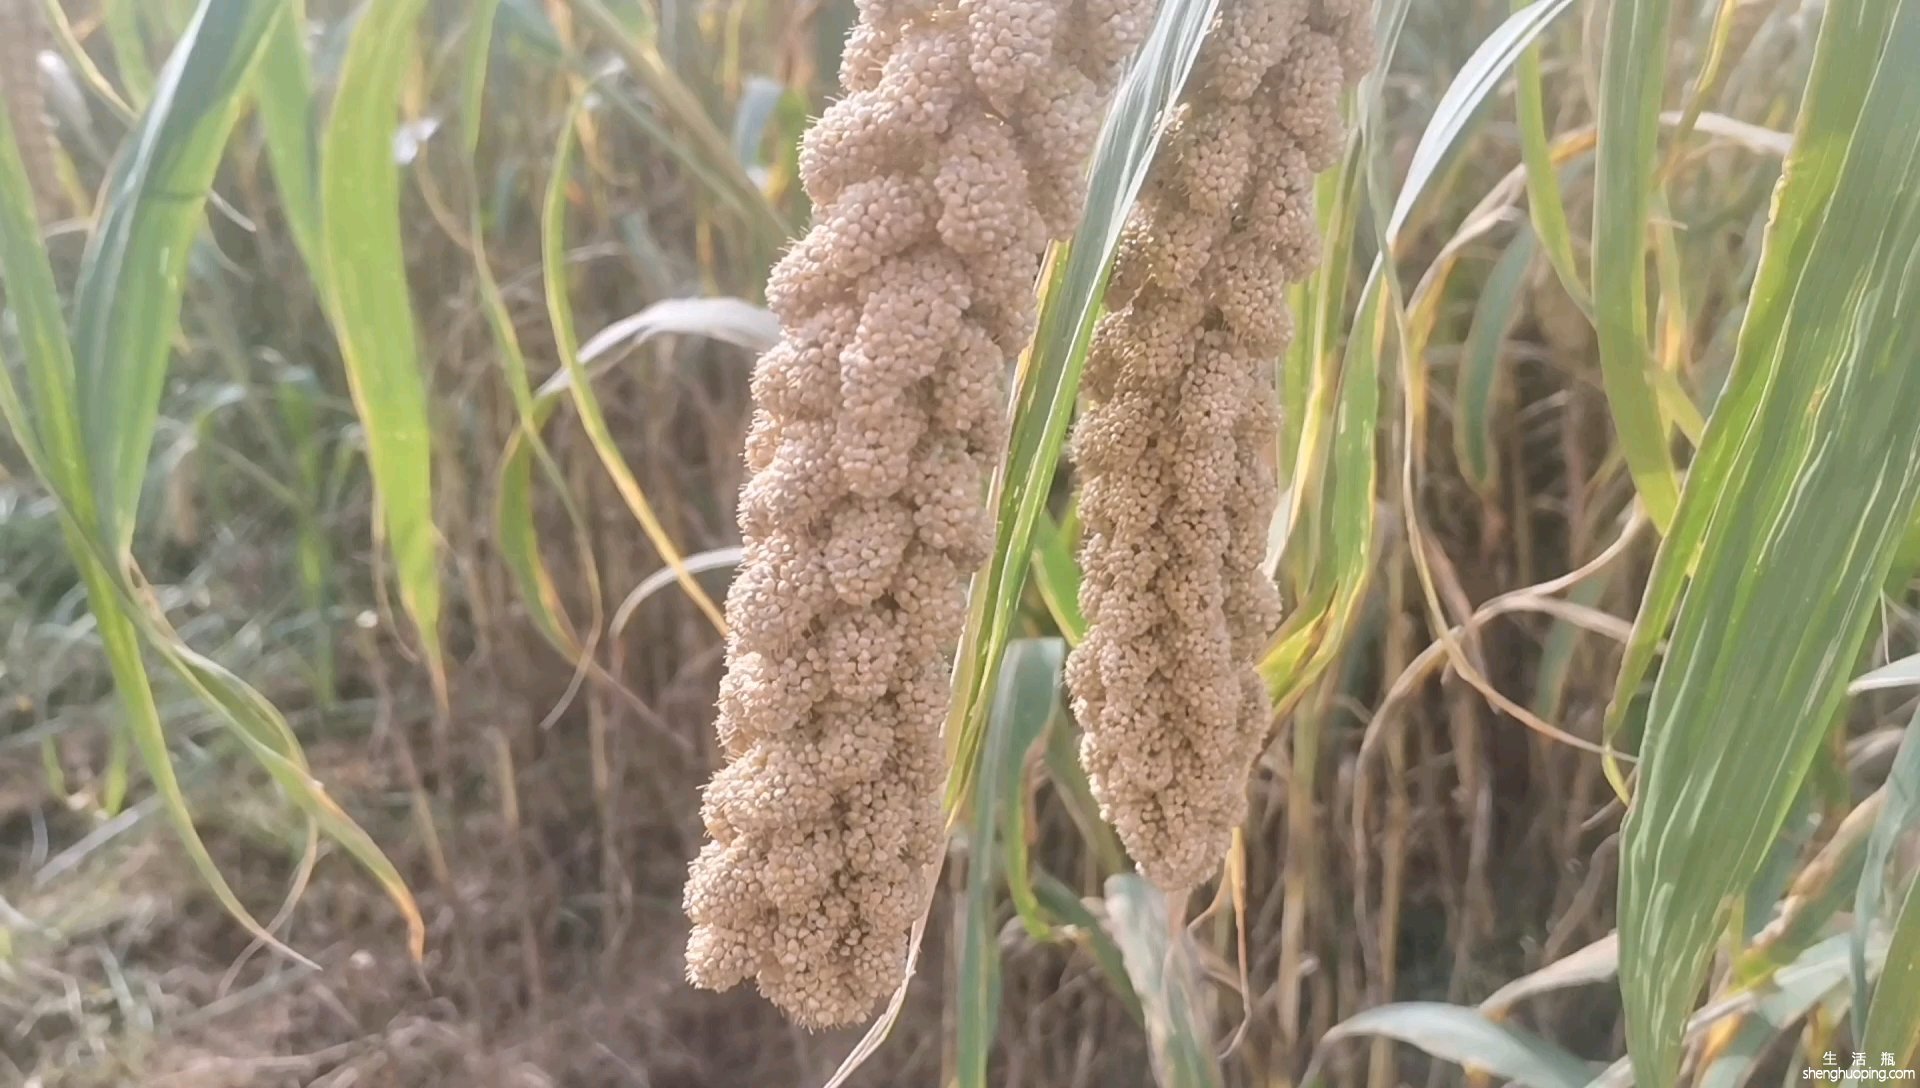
[1068, 0, 1373, 892]
[685, 0, 1154, 1029]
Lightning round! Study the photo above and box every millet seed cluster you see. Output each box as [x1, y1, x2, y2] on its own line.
[1067, 0, 1370, 890]
[686, 0, 1152, 1029]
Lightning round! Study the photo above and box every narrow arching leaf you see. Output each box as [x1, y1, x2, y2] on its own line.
[956, 638, 1064, 1088]
[1029, 873, 1142, 1022]
[319, 0, 444, 690]
[1382, 0, 1576, 243]
[1306, 1003, 1593, 1088]
[1592, 0, 1681, 531]
[611, 548, 745, 635]
[70, 0, 283, 547]
[0, 20, 422, 962]
[1617, 7, 1920, 1086]
[1861, 877, 1920, 1065]
[1454, 229, 1534, 493]
[1600, 0, 1900, 778]
[257, 0, 320, 268]
[498, 296, 775, 653]
[576, 299, 779, 363]
[1851, 654, 1920, 695]
[1512, 0, 1583, 305]
[0, 91, 273, 951]
[1479, 933, 1619, 1015]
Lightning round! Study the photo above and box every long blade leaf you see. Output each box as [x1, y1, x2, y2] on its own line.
[318, 0, 445, 690]
[1592, 0, 1681, 530]
[1617, 6, 1920, 1084]
[71, 0, 283, 547]
[1306, 1003, 1593, 1088]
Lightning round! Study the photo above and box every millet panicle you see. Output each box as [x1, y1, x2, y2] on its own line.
[1067, 0, 1372, 892]
[685, 0, 1153, 1029]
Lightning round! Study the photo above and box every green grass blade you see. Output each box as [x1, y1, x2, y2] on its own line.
[1379, 0, 1574, 244]
[954, 855, 1001, 1088]
[1260, 261, 1379, 707]
[318, 0, 444, 693]
[1029, 873, 1142, 1022]
[955, 638, 1064, 1088]
[1592, 0, 1681, 532]
[462, 0, 596, 659]
[102, 0, 156, 104]
[1512, 0, 1584, 306]
[125, 606, 426, 960]
[0, 40, 182, 864]
[943, 0, 1219, 813]
[70, 0, 283, 548]
[1616, 6, 1920, 1085]
[1861, 877, 1920, 1065]
[71, 558, 298, 958]
[1305, 1003, 1592, 1088]
[1281, 170, 1352, 479]
[274, 369, 336, 704]
[257, 0, 320, 268]
[1599, 0, 1895, 780]
[0, 135, 82, 503]
[0, 44, 421, 964]
[1855, 707, 1920, 1042]
[1106, 874, 1224, 1088]
[1454, 230, 1534, 494]
[993, 639, 1065, 918]
[459, 0, 498, 156]
[53, 0, 279, 809]
[495, 431, 587, 654]
[1029, 510, 1085, 645]
[1043, 709, 1124, 873]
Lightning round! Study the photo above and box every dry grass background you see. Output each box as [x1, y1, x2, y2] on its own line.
[1, 0, 1896, 1085]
